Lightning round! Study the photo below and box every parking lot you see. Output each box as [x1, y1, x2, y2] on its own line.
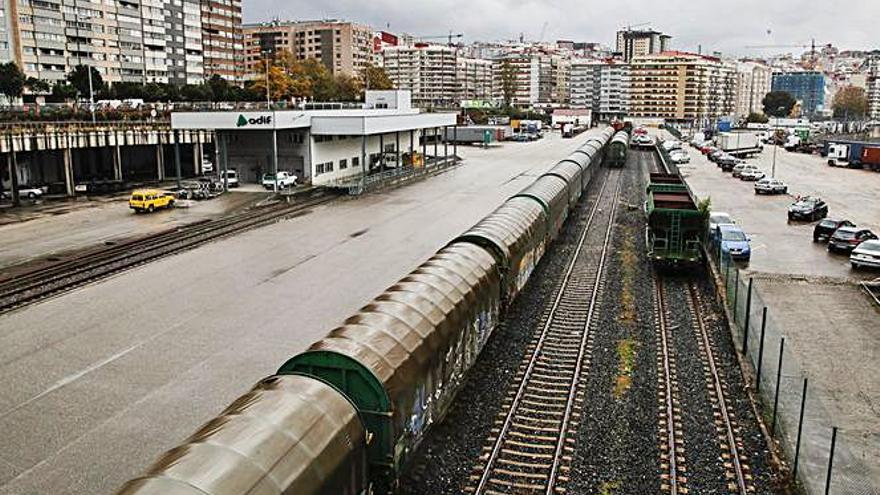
[673, 136, 880, 280]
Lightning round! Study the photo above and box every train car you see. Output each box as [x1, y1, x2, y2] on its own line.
[544, 159, 586, 207]
[512, 175, 570, 241]
[116, 375, 370, 495]
[646, 173, 705, 263]
[605, 131, 630, 168]
[454, 196, 547, 304]
[278, 241, 502, 489]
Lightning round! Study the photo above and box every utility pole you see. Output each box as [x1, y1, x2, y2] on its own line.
[264, 54, 271, 110]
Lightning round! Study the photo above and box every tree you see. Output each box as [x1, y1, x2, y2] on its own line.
[207, 74, 232, 101]
[499, 60, 517, 108]
[50, 81, 77, 101]
[832, 85, 867, 119]
[66, 65, 105, 98]
[25, 77, 50, 94]
[249, 63, 292, 102]
[361, 64, 394, 91]
[746, 112, 769, 124]
[180, 84, 213, 102]
[0, 62, 26, 103]
[762, 91, 797, 117]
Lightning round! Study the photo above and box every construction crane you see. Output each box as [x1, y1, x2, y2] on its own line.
[621, 22, 651, 32]
[416, 31, 464, 46]
[744, 38, 820, 68]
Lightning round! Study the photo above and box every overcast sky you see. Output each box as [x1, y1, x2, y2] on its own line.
[243, 0, 877, 57]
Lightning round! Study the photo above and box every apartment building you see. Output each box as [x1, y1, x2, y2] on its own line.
[569, 59, 600, 109]
[616, 29, 671, 62]
[243, 19, 373, 78]
[201, 0, 244, 83]
[493, 51, 569, 108]
[457, 56, 493, 102]
[4, 0, 240, 85]
[867, 51, 880, 120]
[629, 51, 735, 124]
[734, 60, 772, 117]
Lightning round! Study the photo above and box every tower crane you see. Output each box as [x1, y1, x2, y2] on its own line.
[416, 31, 464, 46]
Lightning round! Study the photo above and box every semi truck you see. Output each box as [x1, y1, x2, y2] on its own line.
[825, 141, 880, 170]
[716, 132, 763, 157]
[442, 125, 511, 144]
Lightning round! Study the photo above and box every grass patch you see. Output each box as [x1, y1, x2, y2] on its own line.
[613, 338, 638, 399]
[599, 480, 622, 495]
[618, 224, 637, 323]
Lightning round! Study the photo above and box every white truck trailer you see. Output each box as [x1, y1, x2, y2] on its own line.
[716, 132, 763, 157]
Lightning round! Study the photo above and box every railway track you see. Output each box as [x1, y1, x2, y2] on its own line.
[654, 275, 752, 494]
[466, 169, 622, 495]
[0, 193, 336, 314]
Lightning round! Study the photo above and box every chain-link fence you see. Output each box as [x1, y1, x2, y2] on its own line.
[716, 249, 879, 495]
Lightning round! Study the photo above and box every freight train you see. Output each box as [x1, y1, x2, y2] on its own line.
[645, 172, 705, 264]
[605, 130, 631, 168]
[115, 126, 618, 495]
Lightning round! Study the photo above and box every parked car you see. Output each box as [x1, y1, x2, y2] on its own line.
[220, 169, 239, 188]
[261, 171, 297, 190]
[510, 134, 531, 142]
[701, 145, 717, 155]
[708, 212, 736, 245]
[661, 140, 682, 152]
[739, 166, 766, 181]
[754, 178, 788, 194]
[669, 150, 690, 164]
[709, 150, 727, 163]
[788, 196, 828, 221]
[129, 189, 175, 213]
[850, 240, 880, 269]
[813, 219, 855, 242]
[828, 227, 878, 253]
[716, 224, 752, 261]
[0, 186, 44, 200]
[719, 155, 743, 171]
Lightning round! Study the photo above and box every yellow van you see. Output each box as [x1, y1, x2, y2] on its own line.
[129, 189, 175, 213]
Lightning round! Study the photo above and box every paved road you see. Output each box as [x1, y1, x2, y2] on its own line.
[677, 140, 880, 280]
[0, 191, 264, 269]
[0, 130, 599, 494]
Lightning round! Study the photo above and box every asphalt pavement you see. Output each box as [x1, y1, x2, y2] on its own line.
[0, 130, 601, 495]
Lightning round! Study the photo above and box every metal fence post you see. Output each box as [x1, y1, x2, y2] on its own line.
[771, 337, 785, 436]
[743, 277, 753, 353]
[793, 377, 809, 477]
[733, 270, 740, 322]
[756, 307, 768, 391]
[824, 426, 838, 495]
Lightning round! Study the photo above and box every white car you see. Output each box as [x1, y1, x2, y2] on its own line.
[669, 150, 690, 164]
[1, 186, 44, 200]
[739, 166, 766, 181]
[708, 212, 736, 245]
[661, 140, 682, 152]
[219, 169, 239, 188]
[850, 240, 880, 269]
[754, 178, 788, 195]
[261, 171, 297, 190]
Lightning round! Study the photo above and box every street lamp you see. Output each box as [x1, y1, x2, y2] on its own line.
[74, 12, 96, 124]
[771, 105, 785, 178]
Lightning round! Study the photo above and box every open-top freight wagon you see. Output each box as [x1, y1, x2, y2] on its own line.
[645, 173, 705, 264]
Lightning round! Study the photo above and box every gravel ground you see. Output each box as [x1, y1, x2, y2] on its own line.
[568, 152, 659, 494]
[399, 168, 613, 494]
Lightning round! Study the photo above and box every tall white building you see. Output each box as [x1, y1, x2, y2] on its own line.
[494, 51, 569, 108]
[597, 61, 629, 119]
[735, 61, 773, 118]
[866, 51, 880, 120]
[616, 29, 671, 62]
[569, 59, 601, 109]
[382, 44, 493, 108]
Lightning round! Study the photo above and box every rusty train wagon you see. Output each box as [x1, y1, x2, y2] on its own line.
[114, 127, 619, 495]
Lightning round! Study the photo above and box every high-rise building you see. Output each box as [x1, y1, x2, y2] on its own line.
[6, 0, 241, 85]
[864, 51, 880, 120]
[201, 0, 244, 83]
[243, 19, 373, 78]
[493, 51, 569, 108]
[771, 71, 826, 116]
[616, 29, 671, 62]
[382, 44, 459, 108]
[457, 56, 494, 102]
[597, 60, 629, 120]
[734, 61, 773, 117]
[629, 51, 734, 123]
[569, 59, 601, 110]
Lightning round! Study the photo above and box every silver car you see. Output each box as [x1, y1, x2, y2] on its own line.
[739, 166, 765, 181]
[754, 178, 788, 194]
[850, 240, 880, 269]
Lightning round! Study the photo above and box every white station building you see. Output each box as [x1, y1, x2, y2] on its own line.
[171, 91, 458, 186]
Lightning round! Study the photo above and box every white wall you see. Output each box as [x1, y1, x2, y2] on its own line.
[310, 130, 424, 186]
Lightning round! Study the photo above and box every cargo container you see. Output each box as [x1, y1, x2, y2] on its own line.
[716, 132, 762, 157]
[442, 126, 511, 144]
[826, 140, 880, 170]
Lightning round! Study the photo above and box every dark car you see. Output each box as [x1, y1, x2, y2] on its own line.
[720, 155, 744, 172]
[828, 227, 878, 253]
[709, 150, 727, 163]
[813, 218, 855, 242]
[787, 196, 828, 221]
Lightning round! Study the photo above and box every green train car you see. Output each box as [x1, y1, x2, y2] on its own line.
[605, 130, 630, 168]
[646, 173, 705, 263]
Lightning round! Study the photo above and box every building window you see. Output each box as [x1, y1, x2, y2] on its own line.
[316, 161, 334, 175]
[339, 158, 347, 169]
[352, 156, 359, 168]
